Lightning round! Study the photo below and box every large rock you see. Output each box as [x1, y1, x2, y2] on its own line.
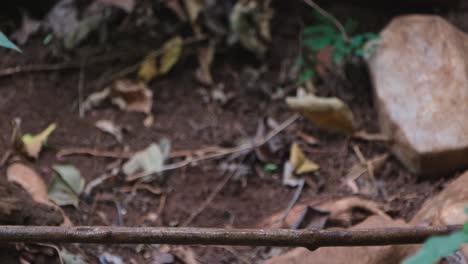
[368, 15, 468, 175]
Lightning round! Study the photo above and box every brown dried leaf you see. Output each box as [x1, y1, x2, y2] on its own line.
[95, 120, 123, 142]
[110, 79, 153, 114]
[345, 154, 389, 194]
[261, 197, 390, 229]
[287, 94, 355, 134]
[6, 163, 72, 226]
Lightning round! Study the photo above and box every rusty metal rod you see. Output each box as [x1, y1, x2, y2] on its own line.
[0, 225, 461, 248]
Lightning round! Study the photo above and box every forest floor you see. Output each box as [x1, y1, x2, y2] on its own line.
[1, 1, 467, 263]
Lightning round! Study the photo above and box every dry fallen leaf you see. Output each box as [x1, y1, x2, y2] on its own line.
[21, 123, 57, 159]
[261, 196, 390, 229]
[283, 143, 319, 187]
[290, 143, 319, 174]
[6, 162, 72, 226]
[110, 80, 153, 114]
[138, 36, 184, 83]
[229, 0, 273, 56]
[287, 94, 355, 134]
[345, 154, 389, 194]
[95, 119, 123, 142]
[82, 79, 153, 118]
[7, 163, 49, 205]
[264, 215, 409, 264]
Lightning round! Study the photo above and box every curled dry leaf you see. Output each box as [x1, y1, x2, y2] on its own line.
[283, 143, 319, 187]
[7, 163, 49, 205]
[6, 163, 72, 226]
[82, 79, 153, 116]
[138, 36, 184, 83]
[345, 154, 389, 194]
[290, 143, 319, 174]
[229, 0, 273, 56]
[261, 196, 390, 229]
[286, 94, 355, 134]
[95, 119, 123, 142]
[21, 123, 56, 159]
[111, 80, 153, 114]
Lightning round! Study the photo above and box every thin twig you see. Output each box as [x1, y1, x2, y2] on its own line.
[303, 0, 350, 41]
[161, 114, 300, 173]
[0, 55, 123, 78]
[182, 172, 236, 227]
[0, 225, 460, 248]
[57, 148, 133, 159]
[126, 114, 299, 181]
[275, 179, 305, 228]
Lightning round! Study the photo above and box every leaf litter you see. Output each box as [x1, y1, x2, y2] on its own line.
[48, 165, 85, 207]
[123, 139, 171, 182]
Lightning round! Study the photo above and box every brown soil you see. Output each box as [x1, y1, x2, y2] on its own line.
[0, 1, 467, 263]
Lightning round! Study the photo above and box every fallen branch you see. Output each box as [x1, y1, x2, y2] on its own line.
[0, 225, 460, 248]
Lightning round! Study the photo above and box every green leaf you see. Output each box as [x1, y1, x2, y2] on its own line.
[0, 32, 21, 52]
[123, 139, 171, 181]
[298, 68, 315, 84]
[303, 35, 334, 51]
[350, 35, 365, 49]
[403, 231, 468, 264]
[344, 19, 358, 34]
[48, 165, 84, 207]
[59, 249, 88, 264]
[303, 25, 336, 37]
[264, 163, 278, 173]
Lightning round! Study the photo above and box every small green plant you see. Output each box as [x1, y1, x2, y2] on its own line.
[0, 32, 21, 52]
[403, 209, 468, 264]
[263, 163, 278, 173]
[298, 13, 377, 83]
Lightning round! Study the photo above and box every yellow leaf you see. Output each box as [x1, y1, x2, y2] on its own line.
[138, 53, 158, 83]
[22, 123, 57, 159]
[160, 36, 183, 74]
[286, 94, 355, 134]
[289, 143, 319, 174]
[138, 36, 184, 83]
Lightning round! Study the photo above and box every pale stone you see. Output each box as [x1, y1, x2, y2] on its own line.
[368, 15, 468, 175]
